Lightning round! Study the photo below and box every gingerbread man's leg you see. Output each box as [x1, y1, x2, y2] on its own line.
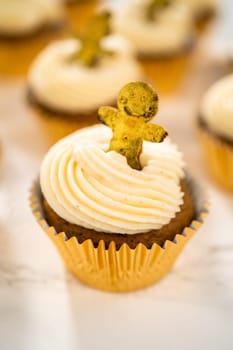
[124, 140, 142, 170]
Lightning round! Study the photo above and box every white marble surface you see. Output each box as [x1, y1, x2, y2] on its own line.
[0, 3, 233, 350]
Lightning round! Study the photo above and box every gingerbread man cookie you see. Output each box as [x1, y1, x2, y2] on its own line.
[71, 11, 113, 67]
[98, 82, 168, 170]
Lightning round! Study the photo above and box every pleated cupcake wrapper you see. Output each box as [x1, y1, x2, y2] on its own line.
[198, 126, 233, 192]
[66, 0, 96, 32]
[139, 48, 192, 94]
[0, 28, 66, 76]
[33, 108, 98, 146]
[30, 176, 208, 292]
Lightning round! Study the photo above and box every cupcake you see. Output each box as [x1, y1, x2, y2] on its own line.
[27, 12, 143, 144]
[64, 0, 97, 33]
[30, 82, 208, 292]
[0, 0, 65, 76]
[198, 74, 233, 192]
[112, 0, 195, 93]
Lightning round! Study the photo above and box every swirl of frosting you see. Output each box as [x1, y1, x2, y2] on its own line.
[201, 73, 233, 140]
[112, 0, 194, 55]
[40, 125, 185, 234]
[0, 0, 64, 36]
[28, 36, 143, 113]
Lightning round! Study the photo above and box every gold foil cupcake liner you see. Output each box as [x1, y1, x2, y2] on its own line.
[140, 56, 188, 94]
[138, 39, 195, 95]
[30, 176, 208, 292]
[32, 108, 98, 145]
[0, 28, 66, 76]
[66, 0, 97, 33]
[198, 126, 233, 192]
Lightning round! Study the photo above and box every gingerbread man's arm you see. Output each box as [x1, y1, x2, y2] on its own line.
[142, 123, 168, 143]
[98, 106, 118, 129]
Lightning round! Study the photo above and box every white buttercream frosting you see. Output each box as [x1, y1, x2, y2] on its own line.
[112, 0, 194, 56]
[201, 74, 233, 140]
[28, 36, 143, 113]
[40, 124, 185, 234]
[178, 0, 218, 16]
[0, 0, 64, 35]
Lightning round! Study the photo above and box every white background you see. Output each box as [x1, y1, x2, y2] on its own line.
[0, 1, 233, 349]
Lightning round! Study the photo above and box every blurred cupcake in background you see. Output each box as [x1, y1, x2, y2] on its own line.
[0, 0, 66, 76]
[198, 73, 233, 192]
[64, 0, 97, 32]
[27, 12, 143, 144]
[112, 0, 195, 94]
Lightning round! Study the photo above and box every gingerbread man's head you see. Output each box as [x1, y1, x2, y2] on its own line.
[117, 82, 158, 121]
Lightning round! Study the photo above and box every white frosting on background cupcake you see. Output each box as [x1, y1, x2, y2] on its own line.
[28, 36, 143, 113]
[40, 125, 185, 234]
[112, 0, 194, 56]
[0, 0, 64, 36]
[201, 74, 233, 140]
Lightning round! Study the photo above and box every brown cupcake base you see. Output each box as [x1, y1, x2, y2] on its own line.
[42, 180, 195, 250]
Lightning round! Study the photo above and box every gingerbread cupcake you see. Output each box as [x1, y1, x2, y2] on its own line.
[0, 0, 65, 76]
[112, 0, 195, 93]
[27, 12, 143, 144]
[30, 82, 208, 292]
[198, 73, 233, 191]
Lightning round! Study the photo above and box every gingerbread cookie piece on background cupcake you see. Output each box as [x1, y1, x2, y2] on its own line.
[0, 0, 65, 76]
[198, 73, 233, 192]
[30, 82, 208, 292]
[112, 0, 195, 93]
[27, 12, 143, 144]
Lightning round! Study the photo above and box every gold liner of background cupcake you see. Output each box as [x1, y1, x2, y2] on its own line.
[197, 73, 233, 192]
[29, 102, 99, 145]
[0, 0, 66, 76]
[65, 0, 97, 32]
[198, 127, 233, 192]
